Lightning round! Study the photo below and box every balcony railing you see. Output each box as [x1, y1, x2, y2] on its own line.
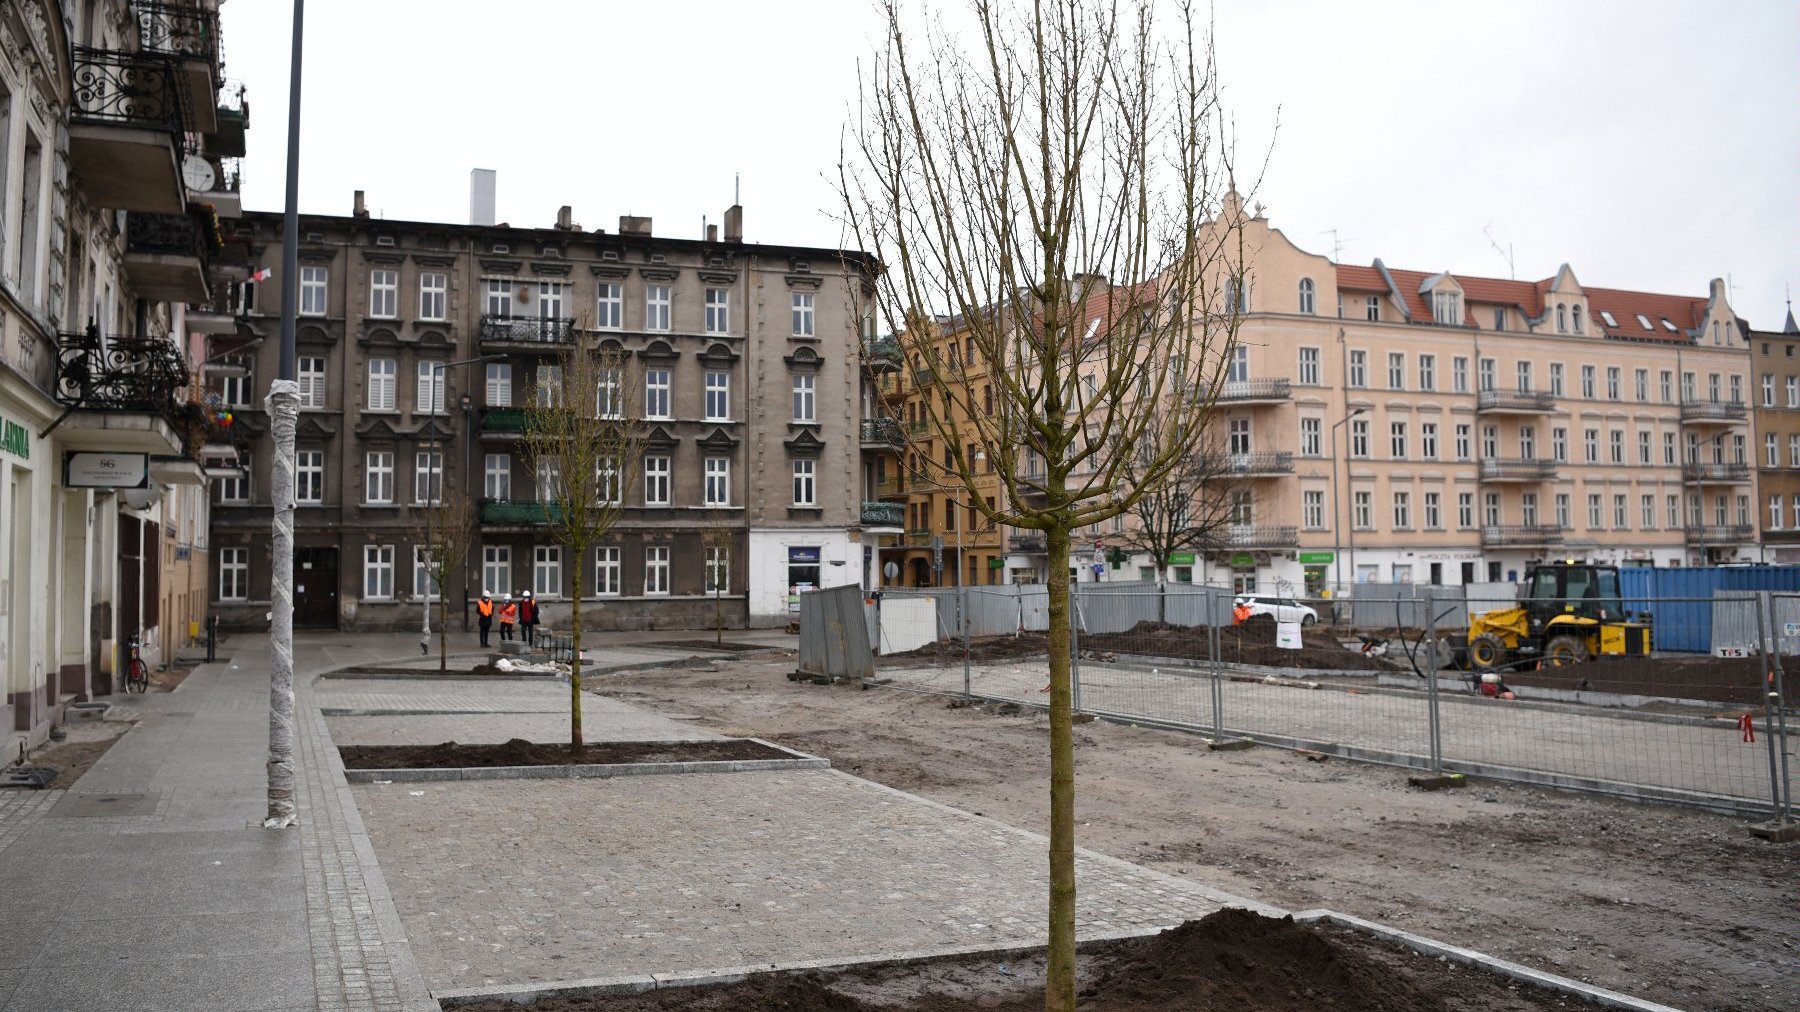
[137, 2, 220, 71]
[1008, 533, 1046, 553]
[479, 315, 574, 345]
[70, 46, 185, 133]
[861, 501, 905, 527]
[876, 476, 907, 497]
[54, 330, 188, 415]
[1480, 524, 1566, 547]
[1221, 450, 1294, 475]
[479, 499, 561, 525]
[1681, 461, 1751, 483]
[1684, 524, 1754, 544]
[127, 210, 216, 263]
[1678, 400, 1747, 423]
[1478, 458, 1558, 481]
[1216, 378, 1291, 403]
[479, 407, 529, 434]
[907, 528, 934, 547]
[862, 337, 902, 372]
[860, 417, 906, 447]
[1204, 525, 1299, 549]
[1476, 389, 1557, 413]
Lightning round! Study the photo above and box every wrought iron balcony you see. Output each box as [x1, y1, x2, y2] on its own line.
[1216, 378, 1291, 403]
[1221, 450, 1294, 475]
[479, 499, 562, 525]
[1683, 524, 1753, 544]
[1678, 400, 1747, 423]
[1681, 461, 1751, 483]
[1008, 533, 1047, 553]
[860, 417, 906, 448]
[479, 407, 529, 434]
[206, 83, 249, 159]
[911, 366, 938, 387]
[861, 501, 905, 528]
[1480, 524, 1566, 547]
[68, 46, 186, 213]
[71, 46, 184, 132]
[137, 1, 220, 69]
[1206, 525, 1300, 549]
[479, 315, 574, 346]
[1476, 388, 1557, 413]
[1478, 458, 1559, 481]
[124, 210, 214, 303]
[54, 330, 187, 416]
[862, 336, 902, 373]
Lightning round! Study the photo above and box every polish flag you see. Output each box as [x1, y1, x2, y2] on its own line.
[250, 267, 273, 282]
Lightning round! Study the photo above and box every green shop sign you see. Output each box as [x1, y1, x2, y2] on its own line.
[1166, 552, 1196, 566]
[0, 413, 29, 461]
[1229, 553, 1257, 568]
[1297, 551, 1335, 564]
[988, 557, 1005, 569]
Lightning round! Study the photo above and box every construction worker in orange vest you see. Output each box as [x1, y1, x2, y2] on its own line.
[476, 590, 494, 647]
[1232, 598, 1253, 625]
[499, 594, 518, 641]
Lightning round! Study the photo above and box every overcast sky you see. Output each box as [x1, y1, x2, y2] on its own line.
[221, 0, 1798, 328]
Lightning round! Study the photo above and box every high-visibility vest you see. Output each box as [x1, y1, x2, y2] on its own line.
[500, 603, 517, 623]
[477, 599, 494, 618]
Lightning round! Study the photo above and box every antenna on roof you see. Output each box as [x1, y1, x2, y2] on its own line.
[1319, 229, 1352, 263]
[1482, 223, 1515, 280]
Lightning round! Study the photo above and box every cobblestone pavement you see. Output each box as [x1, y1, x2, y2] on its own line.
[354, 770, 1262, 991]
[880, 659, 1774, 804]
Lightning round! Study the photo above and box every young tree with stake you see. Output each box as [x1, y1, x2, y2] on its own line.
[412, 485, 478, 672]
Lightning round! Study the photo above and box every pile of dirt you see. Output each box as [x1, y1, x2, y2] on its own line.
[1500, 652, 1785, 705]
[876, 632, 1057, 666]
[879, 616, 1391, 672]
[448, 908, 1570, 1011]
[338, 738, 790, 770]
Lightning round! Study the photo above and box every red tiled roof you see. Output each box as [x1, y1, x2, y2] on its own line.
[1582, 286, 1708, 343]
[1335, 265, 1386, 292]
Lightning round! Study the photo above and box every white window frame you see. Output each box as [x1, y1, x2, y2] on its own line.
[704, 370, 730, 421]
[418, 271, 447, 321]
[596, 282, 623, 330]
[296, 449, 324, 504]
[1297, 278, 1316, 315]
[414, 451, 442, 505]
[417, 361, 445, 414]
[298, 356, 326, 409]
[218, 548, 248, 601]
[1424, 491, 1442, 529]
[299, 266, 328, 316]
[704, 288, 730, 334]
[413, 545, 441, 601]
[484, 453, 511, 500]
[367, 358, 396, 411]
[792, 458, 817, 506]
[596, 456, 620, 506]
[533, 545, 562, 598]
[791, 292, 816, 337]
[594, 546, 621, 596]
[216, 452, 251, 504]
[596, 366, 621, 418]
[1298, 346, 1320, 385]
[792, 372, 816, 422]
[1348, 350, 1366, 388]
[1418, 354, 1435, 391]
[363, 545, 395, 600]
[365, 451, 394, 505]
[703, 456, 730, 506]
[482, 545, 511, 596]
[644, 546, 670, 595]
[705, 545, 730, 594]
[369, 269, 397, 319]
[1299, 417, 1321, 457]
[1302, 490, 1324, 529]
[485, 362, 512, 407]
[645, 368, 671, 419]
[644, 456, 670, 506]
[645, 284, 671, 332]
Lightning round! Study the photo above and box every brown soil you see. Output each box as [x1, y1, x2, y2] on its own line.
[338, 738, 791, 770]
[883, 616, 1397, 672]
[1501, 654, 1790, 706]
[27, 722, 131, 788]
[450, 909, 1569, 1011]
[595, 656, 1800, 1012]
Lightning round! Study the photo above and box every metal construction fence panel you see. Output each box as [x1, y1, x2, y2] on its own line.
[864, 589, 1793, 818]
[797, 585, 873, 680]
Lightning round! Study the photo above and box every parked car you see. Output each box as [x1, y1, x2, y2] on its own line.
[1237, 595, 1318, 626]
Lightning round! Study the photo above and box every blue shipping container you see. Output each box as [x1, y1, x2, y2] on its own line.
[1619, 566, 1800, 652]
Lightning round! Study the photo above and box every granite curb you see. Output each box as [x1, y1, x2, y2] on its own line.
[342, 738, 830, 783]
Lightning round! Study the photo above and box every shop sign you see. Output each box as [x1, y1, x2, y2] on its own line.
[1167, 551, 1196, 566]
[1228, 553, 1256, 568]
[0, 414, 28, 461]
[65, 452, 150, 489]
[787, 546, 821, 563]
[988, 557, 1004, 569]
[1297, 551, 1335, 564]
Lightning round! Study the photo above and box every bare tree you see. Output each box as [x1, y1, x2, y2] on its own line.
[412, 485, 479, 672]
[519, 337, 643, 755]
[1115, 430, 1243, 615]
[843, 2, 1254, 1006]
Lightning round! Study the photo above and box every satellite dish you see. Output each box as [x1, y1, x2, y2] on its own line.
[883, 562, 898, 580]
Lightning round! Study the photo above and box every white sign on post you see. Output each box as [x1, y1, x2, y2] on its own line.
[1276, 620, 1303, 650]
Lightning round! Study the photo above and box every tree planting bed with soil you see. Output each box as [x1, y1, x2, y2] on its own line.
[881, 615, 1398, 672]
[339, 738, 787, 770]
[1499, 653, 1787, 706]
[448, 908, 1574, 1011]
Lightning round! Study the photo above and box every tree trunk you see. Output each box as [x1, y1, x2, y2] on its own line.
[1043, 525, 1076, 1012]
[264, 379, 299, 829]
[570, 570, 584, 756]
[438, 590, 448, 673]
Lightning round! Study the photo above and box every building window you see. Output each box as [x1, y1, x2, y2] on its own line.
[1299, 417, 1321, 457]
[300, 266, 328, 316]
[1771, 496, 1785, 531]
[367, 358, 396, 411]
[1352, 491, 1371, 529]
[414, 451, 442, 504]
[1613, 494, 1627, 528]
[1733, 433, 1747, 465]
[1418, 354, 1435, 391]
[1424, 491, 1441, 529]
[1549, 362, 1565, 396]
[535, 459, 562, 503]
[1515, 360, 1532, 393]
[1348, 350, 1367, 388]
[1521, 492, 1539, 526]
[1763, 374, 1776, 407]
[705, 545, 730, 593]
[363, 546, 394, 599]
[1609, 430, 1623, 465]
[1519, 425, 1536, 458]
[1457, 492, 1474, 529]
[217, 548, 249, 601]
[1663, 431, 1676, 465]
[792, 292, 815, 337]
[1365, 295, 1380, 321]
[1667, 495, 1680, 529]
[484, 453, 510, 499]
[298, 356, 326, 409]
[1552, 427, 1567, 462]
[1578, 365, 1594, 399]
[644, 284, 672, 331]
[1389, 421, 1407, 459]
[1485, 492, 1502, 527]
[1557, 493, 1572, 528]
[1302, 490, 1324, 529]
[596, 282, 623, 329]
[645, 368, 672, 419]
[705, 288, 729, 334]
[792, 459, 817, 505]
[1296, 278, 1316, 314]
[644, 546, 670, 595]
[413, 546, 440, 600]
[1582, 429, 1598, 464]
[1790, 434, 1800, 467]
[1587, 494, 1603, 529]
[482, 546, 510, 596]
[365, 452, 394, 505]
[1660, 370, 1673, 403]
[1454, 424, 1471, 461]
[1643, 494, 1657, 529]
[1635, 368, 1649, 402]
[1738, 494, 1750, 527]
[368, 269, 398, 318]
[703, 456, 730, 506]
[417, 361, 445, 414]
[703, 370, 729, 420]
[1788, 376, 1799, 408]
[418, 272, 446, 321]
[483, 278, 511, 318]
[297, 450, 324, 503]
[217, 452, 251, 503]
[594, 547, 620, 596]
[533, 546, 562, 597]
[1682, 371, 1697, 402]
[1420, 422, 1438, 459]
[1431, 290, 1460, 325]
[1228, 417, 1252, 454]
[596, 456, 620, 505]
[1387, 352, 1405, 390]
[1606, 366, 1621, 401]
[644, 456, 670, 506]
[1392, 491, 1411, 529]
[1350, 418, 1369, 458]
[1477, 425, 1496, 458]
[219, 358, 254, 408]
[1478, 357, 1495, 392]
[595, 366, 621, 418]
[1298, 347, 1320, 385]
[1556, 303, 1567, 333]
[1453, 356, 1469, 393]
[1572, 305, 1584, 334]
[1493, 306, 1505, 331]
[792, 372, 816, 422]
[486, 362, 512, 406]
[1639, 430, 1652, 465]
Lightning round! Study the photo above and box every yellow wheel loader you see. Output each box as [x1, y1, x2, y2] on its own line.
[1449, 562, 1652, 671]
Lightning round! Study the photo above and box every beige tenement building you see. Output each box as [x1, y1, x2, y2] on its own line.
[1112, 200, 1756, 595]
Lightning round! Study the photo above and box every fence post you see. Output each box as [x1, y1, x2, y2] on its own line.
[1424, 597, 1442, 774]
[1210, 590, 1224, 741]
[1070, 581, 1083, 714]
[962, 586, 972, 700]
[1757, 595, 1793, 823]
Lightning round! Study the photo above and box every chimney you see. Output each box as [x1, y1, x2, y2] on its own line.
[706, 224, 718, 242]
[352, 190, 369, 219]
[469, 168, 497, 227]
[619, 215, 653, 236]
[555, 205, 573, 231]
[723, 204, 743, 242]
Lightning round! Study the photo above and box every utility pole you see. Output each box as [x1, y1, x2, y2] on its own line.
[265, 0, 305, 830]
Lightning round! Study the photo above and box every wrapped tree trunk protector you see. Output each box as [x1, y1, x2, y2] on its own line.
[264, 379, 298, 828]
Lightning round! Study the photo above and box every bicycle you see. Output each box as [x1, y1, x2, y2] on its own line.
[124, 636, 150, 694]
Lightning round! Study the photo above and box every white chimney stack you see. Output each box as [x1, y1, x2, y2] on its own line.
[469, 168, 497, 227]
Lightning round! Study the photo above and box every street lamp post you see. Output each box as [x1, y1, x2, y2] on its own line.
[1330, 407, 1367, 600]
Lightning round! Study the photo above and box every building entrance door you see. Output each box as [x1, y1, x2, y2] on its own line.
[294, 548, 339, 628]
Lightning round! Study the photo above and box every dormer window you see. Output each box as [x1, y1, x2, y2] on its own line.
[1600, 310, 1618, 327]
[1431, 290, 1461, 325]
[1637, 314, 1654, 331]
[1556, 303, 1567, 332]
[1571, 305, 1583, 334]
[1660, 318, 1678, 332]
